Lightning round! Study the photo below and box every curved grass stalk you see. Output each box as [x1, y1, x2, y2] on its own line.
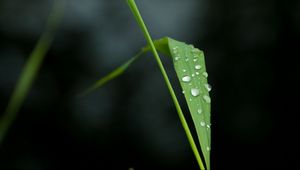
[126, 0, 205, 169]
[0, 0, 64, 144]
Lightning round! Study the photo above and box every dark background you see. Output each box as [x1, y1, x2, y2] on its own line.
[0, 0, 299, 169]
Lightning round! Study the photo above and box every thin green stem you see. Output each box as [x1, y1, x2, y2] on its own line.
[78, 49, 145, 97]
[126, 0, 205, 169]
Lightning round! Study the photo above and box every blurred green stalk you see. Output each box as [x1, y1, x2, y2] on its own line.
[0, 0, 63, 144]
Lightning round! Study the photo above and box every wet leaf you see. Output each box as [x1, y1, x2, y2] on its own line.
[81, 37, 211, 169]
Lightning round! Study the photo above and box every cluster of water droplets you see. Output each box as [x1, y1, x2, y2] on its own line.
[185, 46, 212, 133]
[173, 44, 212, 135]
[172, 44, 211, 154]
[172, 46, 181, 61]
[178, 46, 212, 102]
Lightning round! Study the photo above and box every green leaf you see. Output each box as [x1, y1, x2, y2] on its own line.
[81, 37, 211, 169]
[82, 1, 211, 168]
[154, 37, 211, 169]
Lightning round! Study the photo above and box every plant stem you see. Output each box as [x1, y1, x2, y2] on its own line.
[126, 0, 205, 169]
[78, 49, 145, 97]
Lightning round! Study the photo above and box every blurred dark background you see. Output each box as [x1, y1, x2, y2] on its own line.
[0, 0, 299, 169]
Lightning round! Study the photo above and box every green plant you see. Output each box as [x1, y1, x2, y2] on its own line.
[82, 0, 211, 169]
[0, 0, 211, 169]
[0, 0, 63, 144]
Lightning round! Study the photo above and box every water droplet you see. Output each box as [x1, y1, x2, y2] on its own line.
[196, 72, 200, 75]
[189, 98, 192, 101]
[182, 76, 191, 82]
[172, 47, 178, 54]
[197, 109, 202, 114]
[182, 90, 185, 94]
[182, 69, 186, 72]
[175, 56, 180, 61]
[203, 95, 211, 103]
[189, 44, 194, 48]
[206, 124, 211, 128]
[193, 58, 197, 62]
[195, 65, 201, 70]
[206, 146, 210, 151]
[192, 48, 201, 53]
[204, 83, 212, 92]
[191, 88, 200, 96]
[200, 121, 206, 127]
[202, 72, 208, 78]
[192, 74, 195, 77]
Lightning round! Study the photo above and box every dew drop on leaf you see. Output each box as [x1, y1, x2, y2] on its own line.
[203, 95, 211, 103]
[182, 76, 191, 82]
[202, 72, 208, 78]
[204, 83, 212, 92]
[195, 65, 201, 70]
[191, 88, 200, 96]
[200, 121, 206, 127]
[192, 48, 201, 53]
[197, 109, 202, 114]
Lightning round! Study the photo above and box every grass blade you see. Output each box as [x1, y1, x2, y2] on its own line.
[78, 49, 146, 97]
[0, 0, 63, 144]
[82, 36, 211, 169]
[80, 2, 211, 168]
[155, 37, 211, 169]
[126, 0, 206, 169]
[79, 41, 167, 96]
[79, 38, 171, 96]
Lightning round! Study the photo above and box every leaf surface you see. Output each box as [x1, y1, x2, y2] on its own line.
[156, 37, 211, 169]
